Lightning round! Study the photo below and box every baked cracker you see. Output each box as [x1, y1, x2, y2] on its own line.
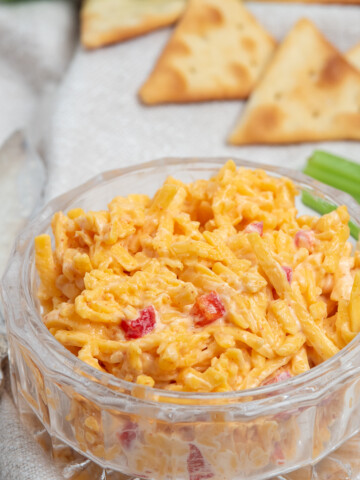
[346, 43, 360, 71]
[81, 0, 187, 49]
[229, 18, 360, 145]
[246, 0, 360, 4]
[139, 0, 276, 104]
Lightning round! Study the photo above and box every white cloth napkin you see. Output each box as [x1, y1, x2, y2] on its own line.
[0, 0, 76, 148]
[0, 0, 77, 275]
[1, 2, 360, 480]
[0, 392, 63, 480]
[0, 1, 76, 479]
[45, 3, 360, 201]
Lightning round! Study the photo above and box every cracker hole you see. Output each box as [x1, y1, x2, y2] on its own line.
[251, 59, 258, 68]
[237, 23, 244, 31]
[308, 69, 317, 80]
[312, 110, 320, 118]
[189, 66, 197, 74]
[274, 92, 283, 101]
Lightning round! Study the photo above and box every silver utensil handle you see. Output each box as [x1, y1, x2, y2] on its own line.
[0, 333, 8, 397]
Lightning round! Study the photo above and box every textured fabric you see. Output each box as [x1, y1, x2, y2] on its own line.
[0, 0, 77, 275]
[0, 392, 62, 480]
[0, 2, 76, 479]
[0, 0, 76, 147]
[45, 3, 360, 202]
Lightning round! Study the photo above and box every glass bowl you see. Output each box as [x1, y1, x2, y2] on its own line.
[2, 157, 360, 480]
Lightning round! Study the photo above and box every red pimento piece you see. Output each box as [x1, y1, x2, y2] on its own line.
[187, 444, 214, 480]
[272, 442, 286, 466]
[282, 266, 293, 283]
[121, 306, 156, 340]
[117, 420, 138, 450]
[191, 291, 226, 327]
[245, 221, 263, 236]
[263, 370, 291, 386]
[294, 230, 315, 251]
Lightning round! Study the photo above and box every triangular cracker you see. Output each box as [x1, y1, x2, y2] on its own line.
[247, 0, 360, 4]
[229, 19, 360, 145]
[346, 43, 360, 71]
[81, 0, 186, 49]
[139, 0, 276, 104]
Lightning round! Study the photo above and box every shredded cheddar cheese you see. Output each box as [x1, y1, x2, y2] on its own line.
[35, 161, 360, 392]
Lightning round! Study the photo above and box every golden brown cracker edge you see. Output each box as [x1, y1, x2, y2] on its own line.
[139, 0, 276, 104]
[228, 18, 360, 145]
[81, 0, 186, 49]
[346, 43, 360, 72]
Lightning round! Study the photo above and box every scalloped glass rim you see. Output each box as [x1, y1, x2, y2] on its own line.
[2, 156, 360, 412]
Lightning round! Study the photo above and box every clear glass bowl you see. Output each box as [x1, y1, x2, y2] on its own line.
[2, 157, 360, 480]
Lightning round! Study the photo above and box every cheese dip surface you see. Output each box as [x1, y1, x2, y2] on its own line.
[35, 161, 360, 392]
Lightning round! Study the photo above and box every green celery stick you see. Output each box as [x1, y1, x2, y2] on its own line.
[303, 164, 360, 203]
[302, 191, 360, 240]
[307, 150, 360, 185]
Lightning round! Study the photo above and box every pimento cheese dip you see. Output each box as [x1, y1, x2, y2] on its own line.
[35, 161, 360, 393]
